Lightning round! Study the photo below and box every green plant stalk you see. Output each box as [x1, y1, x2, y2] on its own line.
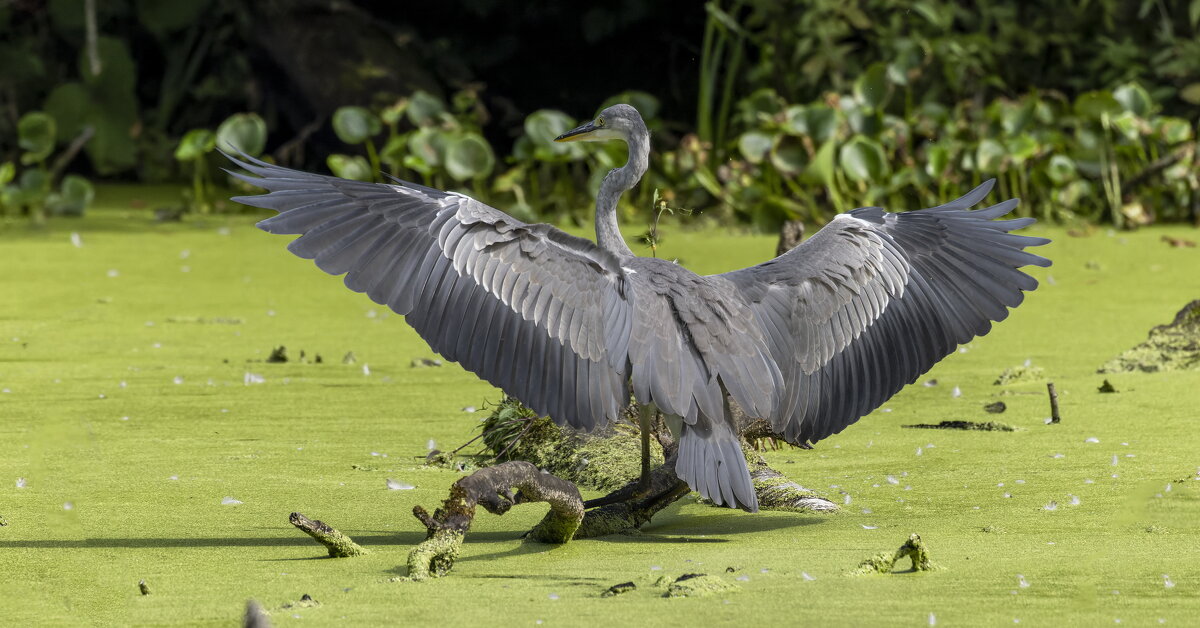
[363, 139, 382, 183]
[714, 21, 745, 152]
[193, 160, 208, 215]
[697, 2, 718, 145]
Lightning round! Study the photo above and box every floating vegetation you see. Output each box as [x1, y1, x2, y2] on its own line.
[663, 573, 736, 598]
[994, 365, 1046, 385]
[984, 401, 1007, 414]
[1100, 300, 1200, 373]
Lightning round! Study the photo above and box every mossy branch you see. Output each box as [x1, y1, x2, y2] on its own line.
[406, 461, 584, 580]
[851, 533, 940, 575]
[288, 512, 368, 557]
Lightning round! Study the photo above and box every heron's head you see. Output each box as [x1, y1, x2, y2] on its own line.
[554, 104, 645, 144]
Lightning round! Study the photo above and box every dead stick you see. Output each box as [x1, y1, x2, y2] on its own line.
[288, 512, 368, 557]
[1047, 382, 1061, 424]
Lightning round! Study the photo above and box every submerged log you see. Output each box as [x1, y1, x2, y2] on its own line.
[407, 461, 583, 580]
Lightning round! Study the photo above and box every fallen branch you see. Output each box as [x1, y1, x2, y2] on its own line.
[289, 512, 368, 557]
[851, 533, 940, 575]
[407, 461, 583, 580]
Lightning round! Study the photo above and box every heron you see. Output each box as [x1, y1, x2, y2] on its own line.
[228, 103, 1050, 513]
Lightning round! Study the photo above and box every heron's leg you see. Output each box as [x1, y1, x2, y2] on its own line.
[637, 403, 658, 494]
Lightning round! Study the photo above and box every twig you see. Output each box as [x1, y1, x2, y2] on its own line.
[1121, 144, 1194, 201]
[49, 126, 95, 183]
[288, 512, 368, 557]
[1047, 382, 1061, 424]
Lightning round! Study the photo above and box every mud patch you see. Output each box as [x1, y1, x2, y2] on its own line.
[902, 420, 1017, 432]
[1100, 300, 1200, 373]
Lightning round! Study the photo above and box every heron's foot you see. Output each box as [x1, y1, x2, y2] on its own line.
[575, 477, 690, 538]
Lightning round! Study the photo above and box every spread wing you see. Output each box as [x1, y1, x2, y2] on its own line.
[718, 180, 1051, 446]
[227, 153, 634, 431]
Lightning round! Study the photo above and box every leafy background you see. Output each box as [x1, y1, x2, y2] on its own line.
[1, 0, 1199, 229]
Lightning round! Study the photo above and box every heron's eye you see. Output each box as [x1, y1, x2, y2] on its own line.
[596, 117, 606, 128]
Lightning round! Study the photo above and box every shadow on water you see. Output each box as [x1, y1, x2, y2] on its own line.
[0, 512, 827, 553]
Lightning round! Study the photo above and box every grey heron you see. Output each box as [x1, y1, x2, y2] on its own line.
[228, 103, 1050, 513]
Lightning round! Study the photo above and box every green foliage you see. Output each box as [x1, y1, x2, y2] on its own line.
[174, 129, 216, 162]
[332, 107, 383, 145]
[2, 110, 96, 224]
[216, 113, 267, 157]
[175, 113, 268, 214]
[17, 112, 56, 165]
[326, 154, 373, 182]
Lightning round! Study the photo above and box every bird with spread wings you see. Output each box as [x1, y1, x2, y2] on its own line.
[229, 103, 1050, 514]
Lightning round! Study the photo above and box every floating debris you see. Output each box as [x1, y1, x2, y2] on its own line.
[70, 232, 82, 247]
[886, 475, 899, 485]
[1069, 495, 1081, 506]
[923, 379, 938, 387]
[16, 478, 26, 489]
[1164, 574, 1175, 589]
[601, 581, 636, 597]
[548, 593, 560, 601]
[267, 346, 288, 363]
[902, 420, 1016, 432]
[173, 376, 184, 385]
[243, 372, 265, 385]
[1098, 380, 1118, 393]
[411, 358, 443, 368]
[1043, 501, 1058, 511]
[342, 351, 357, 364]
[984, 401, 1007, 414]
[221, 496, 243, 505]
[1086, 437, 1100, 443]
[801, 572, 815, 581]
[462, 406, 477, 413]
[362, 364, 371, 376]
[1018, 574, 1030, 588]
[138, 580, 151, 595]
[386, 479, 415, 491]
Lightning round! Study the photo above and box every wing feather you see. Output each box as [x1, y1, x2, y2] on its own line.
[229, 153, 632, 431]
[719, 180, 1050, 445]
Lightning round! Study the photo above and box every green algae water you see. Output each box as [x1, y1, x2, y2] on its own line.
[2, 191, 1198, 625]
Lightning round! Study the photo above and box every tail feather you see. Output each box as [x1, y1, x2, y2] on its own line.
[676, 420, 758, 512]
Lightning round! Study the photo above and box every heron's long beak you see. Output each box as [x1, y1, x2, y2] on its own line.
[554, 121, 599, 142]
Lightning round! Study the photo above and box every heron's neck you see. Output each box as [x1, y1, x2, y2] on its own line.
[595, 131, 649, 257]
